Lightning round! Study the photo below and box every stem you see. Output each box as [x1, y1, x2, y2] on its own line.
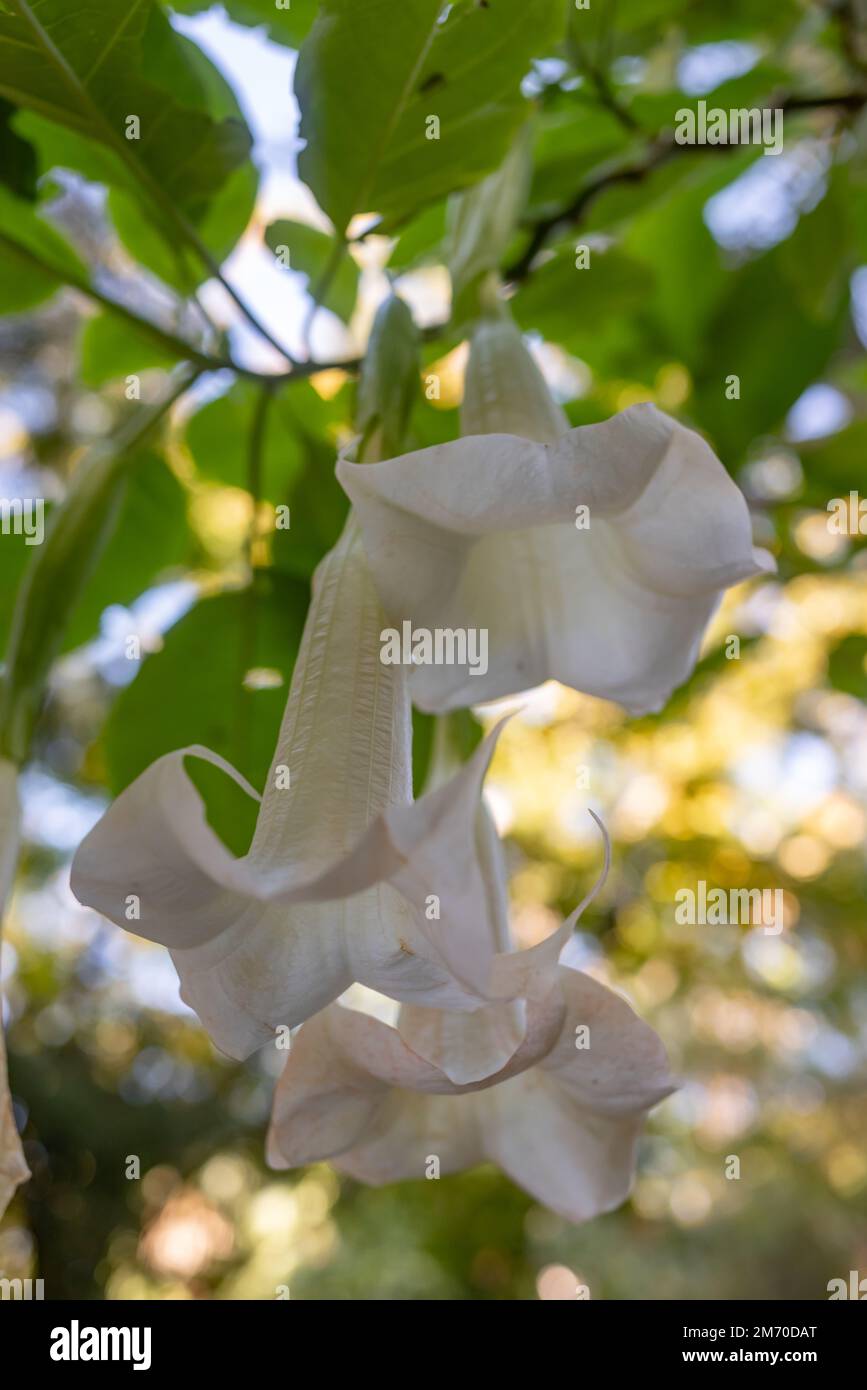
[245, 384, 274, 569]
[0, 231, 367, 385]
[302, 237, 349, 357]
[236, 384, 275, 773]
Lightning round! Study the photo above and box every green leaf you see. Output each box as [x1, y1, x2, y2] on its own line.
[512, 239, 655, 376]
[0, 182, 88, 311]
[271, 434, 350, 578]
[79, 313, 184, 387]
[296, 0, 562, 234]
[797, 422, 867, 507]
[103, 571, 309, 855]
[412, 707, 483, 796]
[0, 506, 49, 656]
[385, 199, 448, 271]
[0, 96, 37, 197]
[0, 448, 128, 762]
[184, 379, 336, 500]
[827, 635, 867, 701]
[690, 211, 851, 463]
[107, 20, 258, 287]
[0, 375, 194, 763]
[62, 452, 190, 651]
[17, 12, 258, 289]
[447, 123, 532, 321]
[0, 0, 252, 248]
[265, 219, 359, 322]
[778, 172, 854, 320]
[528, 99, 632, 212]
[110, 161, 259, 292]
[621, 153, 754, 362]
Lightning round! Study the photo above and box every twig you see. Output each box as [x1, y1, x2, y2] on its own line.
[6, 0, 300, 368]
[504, 90, 867, 282]
[0, 231, 365, 384]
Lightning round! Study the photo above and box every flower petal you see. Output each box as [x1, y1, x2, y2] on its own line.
[540, 962, 676, 1114]
[71, 533, 514, 1055]
[480, 1072, 650, 1224]
[490, 808, 611, 1000]
[268, 980, 566, 1170]
[268, 961, 672, 1223]
[337, 403, 772, 714]
[0, 1027, 28, 1219]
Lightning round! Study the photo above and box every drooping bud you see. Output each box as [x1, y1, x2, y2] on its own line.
[461, 313, 568, 444]
[356, 293, 419, 462]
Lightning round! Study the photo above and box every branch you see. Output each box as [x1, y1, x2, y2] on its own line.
[8, 0, 300, 368]
[504, 89, 867, 283]
[0, 231, 365, 385]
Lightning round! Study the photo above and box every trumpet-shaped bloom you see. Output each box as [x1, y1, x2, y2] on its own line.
[267, 947, 675, 1225]
[71, 522, 515, 1060]
[337, 318, 773, 715]
[0, 758, 29, 1217]
[267, 773, 675, 1224]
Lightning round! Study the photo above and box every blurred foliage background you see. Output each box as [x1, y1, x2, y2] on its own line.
[1, 0, 867, 1299]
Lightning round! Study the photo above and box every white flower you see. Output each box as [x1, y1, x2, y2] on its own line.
[267, 945, 675, 1225]
[71, 521, 514, 1060]
[337, 317, 773, 716]
[0, 757, 30, 1218]
[267, 773, 675, 1225]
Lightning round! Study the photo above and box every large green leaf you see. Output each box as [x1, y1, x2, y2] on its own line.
[0, 182, 87, 310]
[827, 635, 867, 701]
[14, 12, 258, 288]
[296, 0, 562, 234]
[0, 375, 194, 763]
[265, 219, 359, 322]
[690, 193, 853, 462]
[0, 0, 251, 247]
[62, 452, 190, 651]
[0, 506, 49, 656]
[528, 99, 632, 213]
[271, 434, 350, 578]
[103, 571, 309, 854]
[107, 19, 259, 286]
[691, 263, 849, 464]
[447, 123, 532, 321]
[0, 95, 36, 197]
[778, 170, 854, 321]
[79, 313, 185, 386]
[621, 153, 754, 363]
[797, 422, 867, 508]
[184, 378, 345, 500]
[384, 198, 448, 271]
[512, 240, 655, 376]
